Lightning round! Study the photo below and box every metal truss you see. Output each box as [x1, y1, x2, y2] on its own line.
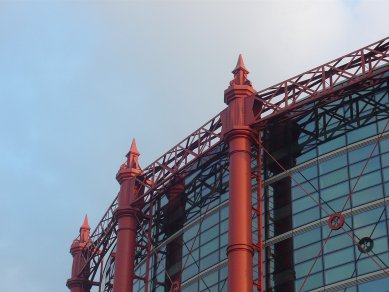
[75, 114, 223, 283]
[100, 146, 230, 291]
[296, 79, 389, 157]
[70, 37, 389, 291]
[249, 37, 389, 128]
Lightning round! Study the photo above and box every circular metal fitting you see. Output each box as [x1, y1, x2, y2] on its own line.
[358, 237, 374, 253]
[169, 281, 180, 292]
[328, 213, 345, 230]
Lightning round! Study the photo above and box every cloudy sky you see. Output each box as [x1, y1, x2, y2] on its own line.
[0, 0, 388, 291]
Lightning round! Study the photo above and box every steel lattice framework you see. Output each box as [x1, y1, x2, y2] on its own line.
[67, 36, 389, 292]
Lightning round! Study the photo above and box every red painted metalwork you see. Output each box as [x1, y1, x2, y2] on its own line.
[113, 139, 142, 292]
[222, 55, 257, 292]
[66, 215, 92, 292]
[67, 37, 389, 292]
[248, 37, 389, 127]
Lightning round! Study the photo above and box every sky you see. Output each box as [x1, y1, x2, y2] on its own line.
[0, 0, 388, 291]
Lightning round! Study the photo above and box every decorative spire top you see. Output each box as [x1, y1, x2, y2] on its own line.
[80, 214, 90, 230]
[79, 214, 90, 243]
[125, 138, 141, 171]
[233, 54, 249, 73]
[127, 138, 140, 156]
[230, 54, 252, 87]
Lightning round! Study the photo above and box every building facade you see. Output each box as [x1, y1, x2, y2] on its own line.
[67, 37, 389, 292]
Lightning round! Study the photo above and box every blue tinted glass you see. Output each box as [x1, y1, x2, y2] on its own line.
[295, 257, 323, 279]
[183, 280, 198, 292]
[357, 256, 381, 276]
[321, 181, 350, 201]
[319, 136, 346, 155]
[295, 272, 323, 291]
[296, 148, 317, 164]
[350, 170, 381, 192]
[382, 152, 389, 168]
[293, 206, 320, 227]
[298, 165, 318, 180]
[293, 193, 319, 214]
[324, 246, 354, 269]
[320, 167, 348, 189]
[383, 166, 389, 182]
[354, 221, 387, 240]
[352, 184, 383, 207]
[324, 233, 352, 254]
[349, 144, 379, 164]
[220, 219, 228, 234]
[319, 154, 347, 175]
[349, 156, 380, 178]
[200, 270, 218, 290]
[200, 250, 219, 270]
[354, 208, 385, 229]
[325, 262, 354, 284]
[358, 275, 389, 291]
[201, 237, 219, 256]
[370, 236, 388, 254]
[182, 263, 199, 281]
[295, 242, 321, 264]
[347, 123, 377, 144]
[326, 194, 349, 212]
[380, 138, 389, 153]
[201, 212, 219, 231]
[294, 228, 321, 249]
[201, 224, 219, 243]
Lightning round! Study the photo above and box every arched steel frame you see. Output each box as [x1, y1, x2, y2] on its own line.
[67, 37, 389, 292]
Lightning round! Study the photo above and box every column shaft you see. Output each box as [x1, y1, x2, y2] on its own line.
[113, 177, 139, 292]
[227, 132, 253, 292]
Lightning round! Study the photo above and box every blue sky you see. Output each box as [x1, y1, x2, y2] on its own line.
[0, 1, 388, 291]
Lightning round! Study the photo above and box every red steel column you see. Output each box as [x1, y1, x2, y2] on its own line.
[222, 55, 258, 292]
[113, 139, 142, 292]
[66, 216, 92, 292]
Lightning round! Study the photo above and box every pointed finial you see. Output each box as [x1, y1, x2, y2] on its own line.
[233, 54, 249, 74]
[81, 214, 90, 230]
[127, 138, 140, 157]
[79, 214, 90, 243]
[230, 54, 252, 87]
[123, 138, 141, 173]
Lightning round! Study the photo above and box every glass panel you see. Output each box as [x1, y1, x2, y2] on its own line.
[319, 136, 346, 155]
[352, 184, 383, 207]
[347, 123, 377, 144]
[350, 170, 381, 192]
[320, 167, 348, 189]
[293, 206, 320, 227]
[324, 246, 354, 269]
[294, 228, 321, 249]
[325, 262, 354, 285]
[358, 275, 389, 291]
[319, 154, 347, 175]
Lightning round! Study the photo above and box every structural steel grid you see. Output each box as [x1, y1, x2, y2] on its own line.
[67, 36, 389, 292]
